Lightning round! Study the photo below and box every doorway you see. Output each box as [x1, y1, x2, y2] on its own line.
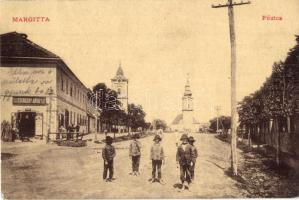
[65, 109, 69, 129]
[17, 112, 36, 138]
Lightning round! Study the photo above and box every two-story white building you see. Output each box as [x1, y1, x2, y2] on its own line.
[0, 32, 93, 140]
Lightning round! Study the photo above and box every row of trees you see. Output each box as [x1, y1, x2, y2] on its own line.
[91, 83, 150, 133]
[238, 36, 299, 164]
[209, 116, 231, 133]
[238, 36, 299, 134]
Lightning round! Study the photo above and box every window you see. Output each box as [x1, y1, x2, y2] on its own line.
[61, 77, 64, 91]
[70, 85, 73, 97]
[118, 88, 121, 95]
[66, 80, 69, 94]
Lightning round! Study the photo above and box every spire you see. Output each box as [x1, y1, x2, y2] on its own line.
[186, 73, 190, 86]
[184, 73, 192, 96]
[116, 63, 124, 76]
[112, 61, 128, 81]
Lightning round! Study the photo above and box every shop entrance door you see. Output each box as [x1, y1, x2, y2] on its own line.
[18, 112, 36, 138]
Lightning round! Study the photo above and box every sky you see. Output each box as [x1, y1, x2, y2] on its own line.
[1, 0, 299, 124]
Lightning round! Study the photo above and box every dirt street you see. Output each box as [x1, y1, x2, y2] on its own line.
[2, 133, 247, 199]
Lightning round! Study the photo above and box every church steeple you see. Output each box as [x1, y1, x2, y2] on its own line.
[112, 62, 128, 81]
[182, 73, 194, 132]
[111, 62, 129, 112]
[184, 73, 192, 96]
[116, 62, 124, 76]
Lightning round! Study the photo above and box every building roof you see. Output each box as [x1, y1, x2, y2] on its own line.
[0, 32, 88, 90]
[172, 114, 183, 125]
[0, 32, 59, 59]
[171, 113, 200, 125]
[111, 64, 128, 81]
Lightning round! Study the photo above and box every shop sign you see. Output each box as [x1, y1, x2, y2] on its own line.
[13, 96, 47, 105]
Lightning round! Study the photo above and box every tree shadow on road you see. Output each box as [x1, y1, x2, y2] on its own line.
[1, 153, 17, 160]
[207, 159, 247, 190]
[224, 168, 246, 185]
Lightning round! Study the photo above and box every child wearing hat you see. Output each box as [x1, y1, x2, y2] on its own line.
[188, 136, 198, 182]
[102, 136, 116, 182]
[176, 133, 193, 190]
[150, 134, 165, 183]
[129, 133, 141, 175]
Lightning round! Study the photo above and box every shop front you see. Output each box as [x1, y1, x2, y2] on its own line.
[8, 96, 52, 139]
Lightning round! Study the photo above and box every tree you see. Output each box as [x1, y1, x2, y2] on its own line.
[93, 83, 123, 132]
[92, 83, 150, 134]
[127, 103, 147, 132]
[152, 119, 167, 131]
[237, 35, 299, 166]
[209, 116, 231, 133]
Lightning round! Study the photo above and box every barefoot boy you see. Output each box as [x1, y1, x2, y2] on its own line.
[102, 136, 116, 182]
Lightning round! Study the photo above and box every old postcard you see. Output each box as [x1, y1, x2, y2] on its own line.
[0, 0, 299, 199]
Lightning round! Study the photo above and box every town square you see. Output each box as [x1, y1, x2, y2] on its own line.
[1, 0, 299, 199]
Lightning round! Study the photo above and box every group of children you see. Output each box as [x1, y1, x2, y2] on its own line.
[101, 132, 198, 190]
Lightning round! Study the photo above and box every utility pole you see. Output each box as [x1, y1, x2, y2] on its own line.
[215, 106, 221, 133]
[212, 0, 251, 176]
[94, 91, 98, 142]
[47, 87, 54, 144]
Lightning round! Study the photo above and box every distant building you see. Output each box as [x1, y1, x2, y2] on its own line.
[111, 64, 128, 112]
[87, 89, 100, 133]
[170, 76, 201, 132]
[0, 32, 95, 140]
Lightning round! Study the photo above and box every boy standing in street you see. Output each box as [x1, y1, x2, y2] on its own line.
[188, 136, 198, 182]
[150, 134, 165, 183]
[129, 133, 141, 175]
[176, 133, 193, 190]
[102, 136, 116, 182]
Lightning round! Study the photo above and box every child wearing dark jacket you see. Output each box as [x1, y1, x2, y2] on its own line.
[102, 136, 116, 182]
[176, 133, 194, 190]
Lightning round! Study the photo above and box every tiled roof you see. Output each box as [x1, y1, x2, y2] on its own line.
[171, 113, 200, 125]
[172, 114, 183, 125]
[0, 32, 59, 58]
[0, 32, 88, 90]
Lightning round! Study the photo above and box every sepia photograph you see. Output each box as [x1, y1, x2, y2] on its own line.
[0, 0, 299, 199]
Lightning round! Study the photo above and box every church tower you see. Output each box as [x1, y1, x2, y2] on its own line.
[111, 63, 128, 112]
[182, 74, 193, 132]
